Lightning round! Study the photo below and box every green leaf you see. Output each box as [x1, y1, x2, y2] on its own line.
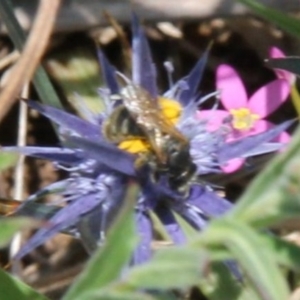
[236, 0, 300, 38]
[33, 68, 64, 110]
[46, 47, 105, 114]
[0, 217, 40, 248]
[266, 57, 300, 77]
[125, 247, 209, 290]
[259, 234, 300, 272]
[77, 289, 174, 300]
[196, 219, 289, 300]
[0, 152, 17, 170]
[0, 266, 48, 300]
[63, 184, 139, 300]
[198, 262, 258, 300]
[229, 121, 300, 227]
[170, 213, 234, 262]
[172, 213, 234, 262]
[148, 210, 172, 241]
[172, 211, 198, 241]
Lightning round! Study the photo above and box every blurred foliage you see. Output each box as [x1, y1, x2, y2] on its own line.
[0, 267, 47, 300]
[237, 0, 300, 38]
[0, 153, 17, 171]
[47, 47, 105, 115]
[0, 217, 46, 300]
[0, 217, 41, 248]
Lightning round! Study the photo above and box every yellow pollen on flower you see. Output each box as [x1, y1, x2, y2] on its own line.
[229, 108, 259, 130]
[118, 97, 182, 153]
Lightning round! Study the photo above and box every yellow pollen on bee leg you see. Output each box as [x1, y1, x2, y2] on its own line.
[158, 97, 182, 124]
[118, 97, 183, 153]
[229, 108, 260, 130]
[119, 139, 149, 153]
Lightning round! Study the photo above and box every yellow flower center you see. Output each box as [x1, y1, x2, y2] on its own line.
[229, 108, 259, 130]
[118, 97, 182, 153]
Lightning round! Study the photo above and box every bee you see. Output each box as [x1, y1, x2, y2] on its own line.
[103, 83, 197, 194]
[119, 84, 188, 163]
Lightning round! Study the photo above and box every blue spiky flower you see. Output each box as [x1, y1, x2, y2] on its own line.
[3, 15, 291, 264]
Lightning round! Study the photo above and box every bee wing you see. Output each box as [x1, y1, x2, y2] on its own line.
[122, 84, 187, 141]
[155, 114, 188, 144]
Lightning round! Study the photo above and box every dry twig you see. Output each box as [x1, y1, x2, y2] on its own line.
[0, 0, 61, 122]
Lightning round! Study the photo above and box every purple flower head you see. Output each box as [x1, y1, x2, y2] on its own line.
[2, 15, 292, 269]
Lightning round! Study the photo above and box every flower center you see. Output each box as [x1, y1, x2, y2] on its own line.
[119, 97, 182, 153]
[229, 108, 259, 130]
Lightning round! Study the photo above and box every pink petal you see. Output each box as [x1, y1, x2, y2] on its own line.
[277, 131, 290, 143]
[253, 119, 290, 143]
[269, 46, 285, 59]
[220, 118, 290, 173]
[269, 47, 296, 84]
[248, 79, 290, 117]
[277, 131, 291, 153]
[249, 119, 273, 135]
[216, 64, 248, 110]
[221, 157, 245, 173]
[197, 109, 229, 131]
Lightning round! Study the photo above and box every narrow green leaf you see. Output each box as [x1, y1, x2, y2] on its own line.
[33, 68, 63, 109]
[0, 217, 40, 248]
[0, 267, 48, 300]
[172, 211, 198, 241]
[125, 247, 209, 290]
[237, 0, 300, 38]
[63, 184, 139, 300]
[197, 219, 289, 300]
[0, 0, 26, 49]
[148, 210, 172, 241]
[266, 57, 300, 77]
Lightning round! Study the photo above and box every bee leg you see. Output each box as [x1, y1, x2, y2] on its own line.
[147, 130, 167, 164]
[134, 153, 149, 170]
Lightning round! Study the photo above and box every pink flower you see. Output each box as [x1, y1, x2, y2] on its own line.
[199, 64, 290, 173]
[269, 46, 296, 84]
[270, 46, 300, 116]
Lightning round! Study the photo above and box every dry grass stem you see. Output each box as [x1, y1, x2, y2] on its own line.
[0, 0, 61, 122]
